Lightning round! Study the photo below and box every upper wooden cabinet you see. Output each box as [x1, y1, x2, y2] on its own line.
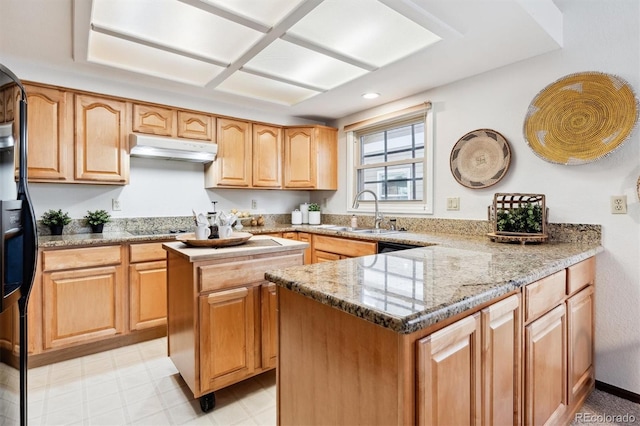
[178, 111, 214, 141]
[252, 124, 282, 188]
[284, 125, 337, 190]
[75, 94, 129, 184]
[21, 84, 73, 181]
[132, 103, 176, 137]
[205, 118, 252, 187]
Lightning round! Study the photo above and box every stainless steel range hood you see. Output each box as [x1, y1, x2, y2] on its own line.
[129, 134, 217, 163]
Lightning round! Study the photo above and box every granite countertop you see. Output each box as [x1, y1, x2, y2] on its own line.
[162, 235, 308, 262]
[265, 237, 603, 334]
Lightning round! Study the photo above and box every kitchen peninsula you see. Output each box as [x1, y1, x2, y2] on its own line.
[162, 235, 307, 412]
[266, 238, 602, 425]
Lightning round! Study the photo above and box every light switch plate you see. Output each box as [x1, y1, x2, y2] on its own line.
[611, 195, 627, 214]
[446, 197, 460, 211]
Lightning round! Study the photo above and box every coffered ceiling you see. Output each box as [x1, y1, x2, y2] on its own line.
[1, 0, 563, 122]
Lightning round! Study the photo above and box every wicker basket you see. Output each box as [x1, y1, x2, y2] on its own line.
[487, 193, 548, 244]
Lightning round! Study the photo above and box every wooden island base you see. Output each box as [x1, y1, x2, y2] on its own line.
[276, 256, 596, 425]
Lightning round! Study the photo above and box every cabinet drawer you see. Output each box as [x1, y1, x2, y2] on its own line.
[42, 245, 122, 271]
[313, 235, 377, 258]
[132, 103, 176, 136]
[566, 257, 595, 296]
[199, 253, 302, 292]
[524, 270, 566, 322]
[130, 242, 167, 263]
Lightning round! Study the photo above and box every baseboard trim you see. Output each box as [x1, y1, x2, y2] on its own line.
[595, 380, 640, 404]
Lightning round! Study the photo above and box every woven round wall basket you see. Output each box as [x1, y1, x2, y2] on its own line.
[450, 128, 511, 189]
[523, 72, 639, 165]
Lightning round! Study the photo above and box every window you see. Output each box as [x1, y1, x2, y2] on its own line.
[346, 104, 433, 214]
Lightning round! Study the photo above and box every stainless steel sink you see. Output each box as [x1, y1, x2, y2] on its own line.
[350, 228, 398, 234]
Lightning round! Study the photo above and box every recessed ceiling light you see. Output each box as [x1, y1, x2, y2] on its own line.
[362, 92, 380, 99]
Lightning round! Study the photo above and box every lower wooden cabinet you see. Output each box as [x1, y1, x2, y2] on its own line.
[524, 304, 568, 426]
[43, 264, 125, 349]
[261, 283, 277, 369]
[297, 232, 312, 265]
[481, 294, 521, 426]
[129, 242, 167, 331]
[567, 285, 594, 405]
[311, 234, 376, 263]
[199, 286, 256, 393]
[417, 313, 481, 426]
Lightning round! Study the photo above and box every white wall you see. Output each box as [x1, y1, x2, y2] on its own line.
[323, 0, 640, 394]
[30, 157, 312, 219]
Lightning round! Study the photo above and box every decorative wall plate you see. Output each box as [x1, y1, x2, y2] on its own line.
[450, 129, 511, 189]
[523, 72, 638, 165]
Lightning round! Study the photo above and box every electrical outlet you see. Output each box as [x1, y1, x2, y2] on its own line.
[446, 197, 460, 211]
[611, 195, 627, 214]
[251, 199, 257, 210]
[112, 198, 122, 211]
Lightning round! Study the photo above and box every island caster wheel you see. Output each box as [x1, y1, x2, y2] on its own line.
[200, 392, 216, 413]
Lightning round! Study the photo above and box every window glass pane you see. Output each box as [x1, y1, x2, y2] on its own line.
[361, 133, 385, 165]
[387, 125, 413, 153]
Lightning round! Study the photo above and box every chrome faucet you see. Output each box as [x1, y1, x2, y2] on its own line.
[352, 189, 384, 229]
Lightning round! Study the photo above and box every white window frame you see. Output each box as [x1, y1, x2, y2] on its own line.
[346, 106, 434, 215]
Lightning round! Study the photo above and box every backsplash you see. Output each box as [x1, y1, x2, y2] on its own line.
[38, 214, 601, 245]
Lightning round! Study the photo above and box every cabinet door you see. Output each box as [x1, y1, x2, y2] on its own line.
[252, 124, 282, 188]
[297, 232, 312, 265]
[313, 249, 342, 263]
[23, 85, 73, 181]
[261, 283, 277, 369]
[129, 260, 167, 331]
[417, 313, 481, 426]
[132, 103, 176, 136]
[567, 285, 594, 405]
[284, 127, 315, 188]
[43, 265, 125, 349]
[482, 294, 521, 426]
[75, 94, 129, 183]
[199, 286, 255, 393]
[524, 304, 567, 426]
[0, 304, 14, 353]
[212, 118, 251, 187]
[178, 111, 213, 141]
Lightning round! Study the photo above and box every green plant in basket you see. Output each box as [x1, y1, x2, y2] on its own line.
[496, 203, 543, 233]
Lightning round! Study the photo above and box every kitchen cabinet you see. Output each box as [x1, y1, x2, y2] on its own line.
[20, 84, 73, 181]
[311, 234, 376, 263]
[206, 121, 282, 189]
[283, 125, 337, 190]
[178, 111, 214, 141]
[297, 232, 312, 265]
[205, 117, 251, 187]
[261, 283, 277, 369]
[132, 103, 176, 137]
[252, 124, 282, 188]
[566, 258, 595, 406]
[75, 93, 129, 184]
[165, 236, 305, 410]
[41, 245, 125, 350]
[416, 313, 481, 426]
[129, 242, 167, 331]
[523, 269, 569, 426]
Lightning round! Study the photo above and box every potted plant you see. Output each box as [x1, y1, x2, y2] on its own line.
[84, 209, 111, 233]
[308, 203, 321, 225]
[41, 209, 71, 235]
[496, 203, 543, 234]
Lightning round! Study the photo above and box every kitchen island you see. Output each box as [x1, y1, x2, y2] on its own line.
[266, 241, 602, 425]
[162, 235, 307, 412]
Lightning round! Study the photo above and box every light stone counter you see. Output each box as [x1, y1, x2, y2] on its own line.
[265, 239, 603, 334]
[162, 235, 308, 262]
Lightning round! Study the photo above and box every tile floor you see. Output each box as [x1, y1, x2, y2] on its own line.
[1, 337, 276, 425]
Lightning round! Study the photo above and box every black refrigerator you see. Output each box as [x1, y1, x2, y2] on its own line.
[0, 63, 38, 426]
